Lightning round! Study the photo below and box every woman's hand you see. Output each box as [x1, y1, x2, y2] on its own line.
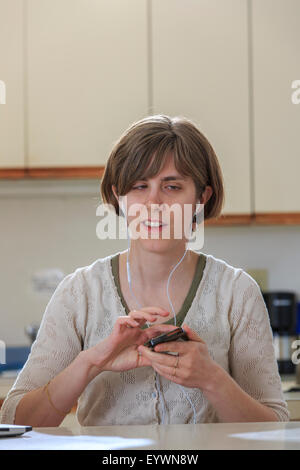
[84, 307, 170, 373]
[137, 323, 221, 391]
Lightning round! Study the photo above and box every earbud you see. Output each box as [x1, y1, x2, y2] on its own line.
[119, 198, 125, 217]
[192, 200, 201, 224]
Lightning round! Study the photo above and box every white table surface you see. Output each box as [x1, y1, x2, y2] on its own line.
[2, 372, 300, 449]
[1, 421, 300, 450]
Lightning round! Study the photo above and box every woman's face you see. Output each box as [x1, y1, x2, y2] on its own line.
[112, 153, 204, 251]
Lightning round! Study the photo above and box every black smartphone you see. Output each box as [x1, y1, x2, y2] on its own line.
[144, 327, 188, 351]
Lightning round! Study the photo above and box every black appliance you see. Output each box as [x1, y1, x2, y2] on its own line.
[262, 291, 297, 374]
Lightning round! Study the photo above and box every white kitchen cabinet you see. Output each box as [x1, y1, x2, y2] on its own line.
[0, 0, 25, 168]
[26, 0, 148, 168]
[252, 0, 300, 213]
[151, 0, 251, 215]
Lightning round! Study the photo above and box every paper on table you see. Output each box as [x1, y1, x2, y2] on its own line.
[0, 430, 155, 450]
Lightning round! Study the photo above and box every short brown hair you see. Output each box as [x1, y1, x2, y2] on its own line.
[101, 114, 225, 221]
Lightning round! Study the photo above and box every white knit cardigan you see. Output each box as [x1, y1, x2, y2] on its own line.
[0, 251, 289, 425]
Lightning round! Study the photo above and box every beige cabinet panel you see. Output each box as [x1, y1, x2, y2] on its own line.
[27, 0, 148, 168]
[152, 0, 251, 214]
[0, 0, 25, 168]
[252, 0, 300, 213]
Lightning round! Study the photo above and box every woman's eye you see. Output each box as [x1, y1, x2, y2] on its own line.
[132, 185, 180, 191]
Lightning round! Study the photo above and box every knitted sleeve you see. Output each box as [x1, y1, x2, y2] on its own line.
[228, 271, 290, 421]
[0, 269, 86, 424]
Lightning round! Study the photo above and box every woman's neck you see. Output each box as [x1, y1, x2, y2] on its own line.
[120, 244, 198, 289]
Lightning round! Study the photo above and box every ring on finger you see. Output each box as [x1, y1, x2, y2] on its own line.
[172, 354, 179, 376]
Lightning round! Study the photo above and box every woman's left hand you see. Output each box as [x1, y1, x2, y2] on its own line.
[137, 323, 220, 391]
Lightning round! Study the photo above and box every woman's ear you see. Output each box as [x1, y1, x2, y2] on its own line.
[200, 185, 213, 205]
[192, 186, 213, 228]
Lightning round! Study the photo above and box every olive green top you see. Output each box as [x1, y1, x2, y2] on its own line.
[110, 251, 207, 328]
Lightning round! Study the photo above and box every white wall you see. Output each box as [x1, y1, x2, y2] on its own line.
[1, 179, 300, 345]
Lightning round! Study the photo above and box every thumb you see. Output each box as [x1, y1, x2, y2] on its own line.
[183, 324, 204, 343]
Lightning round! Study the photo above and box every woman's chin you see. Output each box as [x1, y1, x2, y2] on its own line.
[128, 223, 188, 250]
[137, 236, 186, 253]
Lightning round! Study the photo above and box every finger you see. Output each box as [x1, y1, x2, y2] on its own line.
[136, 350, 152, 368]
[129, 308, 170, 327]
[152, 362, 183, 385]
[143, 323, 179, 340]
[128, 314, 147, 328]
[137, 344, 156, 360]
[140, 307, 170, 316]
[182, 324, 205, 343]
[129, 311, 160, 323]
[116, 317, 140, 329]
[137, 345, 180, 367]
[153, 341, 186, 354]
[152, 360, 180, 377]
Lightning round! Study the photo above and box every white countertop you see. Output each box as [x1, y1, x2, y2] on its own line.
[1, 421, 300, 450]
[2, 373, 300, 449]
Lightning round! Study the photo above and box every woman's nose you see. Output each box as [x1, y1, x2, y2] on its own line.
[145, 202, 162, 215]
[144, 203, 170, 223]
[144, 190, 163, 209]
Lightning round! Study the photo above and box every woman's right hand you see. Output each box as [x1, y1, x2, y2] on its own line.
[84, 307, 170, 374]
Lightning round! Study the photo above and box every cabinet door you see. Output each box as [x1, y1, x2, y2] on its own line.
[152, 0, 251, 215]
[27, 0, 148, 167]
[0, 0, 24, 168]
[252, 0, 300, 213]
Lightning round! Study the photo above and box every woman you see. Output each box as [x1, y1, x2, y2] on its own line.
[0, 115, 289, 426]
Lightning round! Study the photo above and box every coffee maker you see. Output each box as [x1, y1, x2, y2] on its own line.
[262, 291, 297, 374]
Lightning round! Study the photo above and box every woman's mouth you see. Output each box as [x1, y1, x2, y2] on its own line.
[142, 220, 168, 232]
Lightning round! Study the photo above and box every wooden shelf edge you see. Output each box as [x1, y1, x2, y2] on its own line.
[0, 167, 105, 179]
[254, 212, 300, 225]
[205, 214, 254, 226]
[206, 212, 300, 226]
[0, 168, 27, 179]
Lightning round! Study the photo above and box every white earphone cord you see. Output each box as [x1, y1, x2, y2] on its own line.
[124, 210, 197, 425]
